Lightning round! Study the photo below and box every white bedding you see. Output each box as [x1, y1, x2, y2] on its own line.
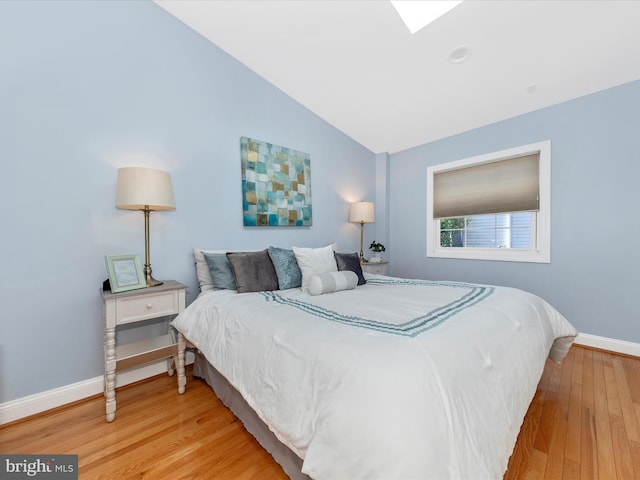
[173, 275, 576, 479]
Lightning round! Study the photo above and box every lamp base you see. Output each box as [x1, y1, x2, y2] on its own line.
[359, 221, 365, 264]
[144, 265, 163, 288]
[141, 209, 163, 288]
[146, 275, 163, 288]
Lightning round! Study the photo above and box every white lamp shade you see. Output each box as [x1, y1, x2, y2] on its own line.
[349, 201, 375, 223]
[116, 167, 176, 211]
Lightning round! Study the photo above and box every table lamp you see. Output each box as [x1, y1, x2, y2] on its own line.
[349, 201, 375, 262]
[116, 167, 175, 287]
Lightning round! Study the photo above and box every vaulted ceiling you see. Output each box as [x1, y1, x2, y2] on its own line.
[155, 1, 640, 153]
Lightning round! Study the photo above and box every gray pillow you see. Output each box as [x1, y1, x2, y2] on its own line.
[334, 252, 366, 286]
[202, 252, 237, 290]
[268, 246, 302, 289]
[226, 249, 279, 293]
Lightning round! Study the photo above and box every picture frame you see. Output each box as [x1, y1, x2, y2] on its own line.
[105, 254, 146, 293]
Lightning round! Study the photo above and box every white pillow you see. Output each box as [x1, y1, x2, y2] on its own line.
[292, 244, 337, 292]
[193, 248, 228, 292]
[308, 271, 358, 296]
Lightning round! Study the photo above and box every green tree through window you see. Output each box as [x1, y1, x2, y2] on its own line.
[440, 218, 465, 247]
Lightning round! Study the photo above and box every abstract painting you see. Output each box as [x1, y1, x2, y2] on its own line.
[240, 136, 312, 226]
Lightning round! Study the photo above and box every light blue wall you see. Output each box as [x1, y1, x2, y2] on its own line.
[0, 1, 374, 403]
[389, 79, 640, 343]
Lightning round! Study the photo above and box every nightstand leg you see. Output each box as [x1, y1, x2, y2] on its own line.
[167, 321, 175, 376]
[177, 332, 186, 394]
[105, 326, 116, 422]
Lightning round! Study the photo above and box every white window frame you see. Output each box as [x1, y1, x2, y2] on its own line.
[426, 141, 551, 263]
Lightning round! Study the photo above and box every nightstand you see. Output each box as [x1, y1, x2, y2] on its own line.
[361, 261, 389, 275]
[101, 280, 187, 422]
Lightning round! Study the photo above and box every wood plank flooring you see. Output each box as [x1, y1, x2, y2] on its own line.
[504, 346, 640, 480]
[1, 345, 639, 479]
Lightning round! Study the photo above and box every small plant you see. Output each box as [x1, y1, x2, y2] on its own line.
[369, 241, 386, 253]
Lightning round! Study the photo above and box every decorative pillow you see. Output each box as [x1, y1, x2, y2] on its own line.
[268, 246, 302, 290]
[202, 252, 237, 290]
[226, 249, 279, 293]
[334, 252, 366, 286]
[194, 248, 228, 292]
[292, 244, 338, 292]
[308, 271, 358, 296]
[194, 248, 261, 292]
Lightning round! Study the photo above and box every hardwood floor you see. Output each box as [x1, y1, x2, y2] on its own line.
[505, 345, 640, 480]
[1, 345, 639, 479]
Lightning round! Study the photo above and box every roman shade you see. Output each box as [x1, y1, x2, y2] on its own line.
[433, 153, 540, 218]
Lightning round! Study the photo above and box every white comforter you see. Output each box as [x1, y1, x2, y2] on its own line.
[173, 275, 576, 479]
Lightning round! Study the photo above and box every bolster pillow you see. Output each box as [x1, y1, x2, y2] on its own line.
[308, 271, 358, 296]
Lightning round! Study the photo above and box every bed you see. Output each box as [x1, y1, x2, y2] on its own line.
[173, 246, 577, 479]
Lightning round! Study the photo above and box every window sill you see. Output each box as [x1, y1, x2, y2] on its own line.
[427, 247, 550, 263]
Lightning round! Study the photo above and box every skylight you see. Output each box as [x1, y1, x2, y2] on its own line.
[391, 1, 464, 34]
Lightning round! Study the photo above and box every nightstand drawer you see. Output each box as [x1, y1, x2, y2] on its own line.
[116, 290, 179, 325]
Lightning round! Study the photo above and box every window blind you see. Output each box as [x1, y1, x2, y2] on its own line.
[433, 153, 540, 218]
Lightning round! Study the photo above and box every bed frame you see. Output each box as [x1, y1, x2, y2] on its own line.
[193, 351, 311, 479]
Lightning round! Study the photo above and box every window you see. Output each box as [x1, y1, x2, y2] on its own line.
[440, 212, 533, 249]
[426, 141, 550, 263]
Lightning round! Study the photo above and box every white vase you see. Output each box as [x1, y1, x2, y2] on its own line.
[370, 253, 382, 263]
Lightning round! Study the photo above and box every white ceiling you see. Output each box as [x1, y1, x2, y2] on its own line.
[155, 1, 640, 154]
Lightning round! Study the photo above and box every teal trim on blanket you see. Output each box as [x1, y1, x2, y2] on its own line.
[260, 279, 495, 337]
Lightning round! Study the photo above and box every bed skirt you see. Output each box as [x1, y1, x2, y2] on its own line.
[193, 351, 311, 480]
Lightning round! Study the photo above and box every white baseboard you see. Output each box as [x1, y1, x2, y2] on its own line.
[574, 332, 640, 357]
[0, 353, 194, 426]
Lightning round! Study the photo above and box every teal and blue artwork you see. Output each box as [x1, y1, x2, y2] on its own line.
[241, 137, 312, 227]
